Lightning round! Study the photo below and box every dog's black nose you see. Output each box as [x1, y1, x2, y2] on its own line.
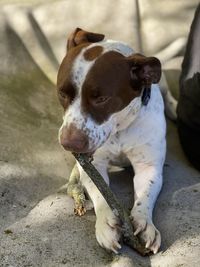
[60, 124, 89, 153]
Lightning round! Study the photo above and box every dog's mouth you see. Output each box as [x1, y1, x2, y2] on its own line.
[72, 150, 95, 162]
[81, 148, 96, 158]
[85, 151, 95, 161]
[84, 151, 94, 157]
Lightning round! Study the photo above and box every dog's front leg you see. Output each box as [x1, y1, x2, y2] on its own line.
[78, 161, 122, 253]
[128, 151, 164, 254]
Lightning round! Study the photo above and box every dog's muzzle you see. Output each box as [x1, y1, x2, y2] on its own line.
[59, 124, 89, 153]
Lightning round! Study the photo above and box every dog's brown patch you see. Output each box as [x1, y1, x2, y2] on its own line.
[81, 51, 141, 124]
[83, 46, 103, 61]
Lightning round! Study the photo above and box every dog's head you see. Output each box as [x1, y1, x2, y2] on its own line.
[57, 28, 161, 154]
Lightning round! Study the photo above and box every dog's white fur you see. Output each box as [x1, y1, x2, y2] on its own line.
[60, 40, 171, 254]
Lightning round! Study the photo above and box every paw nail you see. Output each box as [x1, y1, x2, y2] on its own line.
[146, 241, 151, 248]
[112, 248, 119, 254]
[134, 229, 140, 235]
[116, 243, 122, 249]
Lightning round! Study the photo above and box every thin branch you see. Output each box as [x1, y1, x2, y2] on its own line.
[73, 153, 150, 256]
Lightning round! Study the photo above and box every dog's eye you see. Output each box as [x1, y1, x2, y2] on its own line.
[96, 96, 109, 103]
[89, 88, 110, 105]
[58, 90, 71, 110]
[92, 95, 110, 105]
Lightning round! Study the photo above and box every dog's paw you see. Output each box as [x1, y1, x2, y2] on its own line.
[131, 211, 161, 254]
[95, 206, 122, 253]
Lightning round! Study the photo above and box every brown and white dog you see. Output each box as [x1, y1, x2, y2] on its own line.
[57, 28, 176, 254]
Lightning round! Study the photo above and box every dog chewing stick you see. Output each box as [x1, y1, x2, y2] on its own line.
[72, 153, 150, 256]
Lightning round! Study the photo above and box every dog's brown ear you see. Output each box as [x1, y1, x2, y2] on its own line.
[127, 53, 161, 90]
[67, 28, 105, 51]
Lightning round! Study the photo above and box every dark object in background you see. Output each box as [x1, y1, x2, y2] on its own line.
[177, 4, 200, 171]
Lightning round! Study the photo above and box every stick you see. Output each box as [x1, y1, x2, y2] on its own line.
[73, 153, 150, 256]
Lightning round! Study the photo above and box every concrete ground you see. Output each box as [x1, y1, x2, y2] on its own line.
[0, 1, 200, 266]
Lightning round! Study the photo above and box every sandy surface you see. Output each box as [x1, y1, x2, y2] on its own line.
[0, 1, 200, 266]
